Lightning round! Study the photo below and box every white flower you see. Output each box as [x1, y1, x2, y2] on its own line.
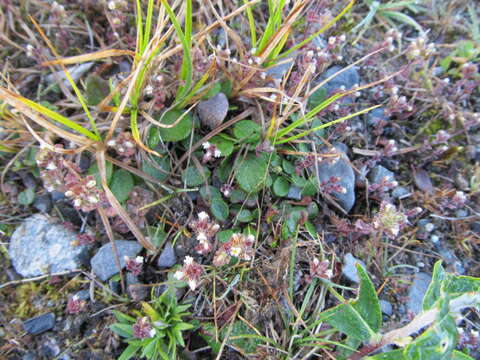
[108, 0, 116, 10]
[149, 328, 156, 338]
[46, 162, 57, 170]
[214, 149, 222, 158]
[230, 247, 241, 257]
[202, 142, 211, 150]
[174, 270, 184, 280]
[65, 190, 74, 197]
[198, 211, 209, 221]
[73, 198, 82, 207]
[184, 256, 194, 265]
[107, 139, 116, 147]
[135, 256, 144, 263]
[125, 141, 134, 148]
[86, 179, 96, 188]
[88, 196, 99, 204]
[188, 279, 197, 290]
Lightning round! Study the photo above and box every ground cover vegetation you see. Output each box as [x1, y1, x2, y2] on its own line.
[0, 0, 479, 359]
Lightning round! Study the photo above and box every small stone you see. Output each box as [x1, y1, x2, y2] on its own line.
[471, 222, 480, 235]
[74, 289, 90, 301]
[23, 313, 55, 335]
[286, 185, 302, 201]
[40, 336, 61, 358]
[22, 352, 37, 360]
[50, 191, 66, 203]
[197, 93, 229, 129]
[455, 209, 468, 218]
[90, 240, 142, 281]
[392, 186, 410, 199]
[316, 144, 356, 212]
[33, 194, 53, 213]
[342, 253, 366, 283]
[8, 214, 90, 278]
[406, 272, 432, 315]
[367, 107, 389, 126]
[314, 65, 361, 96]
[380, 300, 393, 316]
[369, 165, 395, 185]
[157, 242, 177, 268]
[266, 55, 296, 80]
[126, 273, 148, 301]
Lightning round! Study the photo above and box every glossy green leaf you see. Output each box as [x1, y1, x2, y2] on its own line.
[118, 344, 139, 360]
[110, 169, 134, 203]
[423, 261, 447, 311]
[354, 265, 382, 333]
[110, 323, 134, 338]
[236, 209, 253, 223]
[210, 135, 234, 157]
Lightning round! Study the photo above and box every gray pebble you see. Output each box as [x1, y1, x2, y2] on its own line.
[197, 93, 229, 129]
[342, 253, 366, 283]
[157, 242, 177, 268]
[23, 313, 55, 335]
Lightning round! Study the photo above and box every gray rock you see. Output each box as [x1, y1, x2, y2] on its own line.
[316, 144, 356, 212]
[22, 352, 37, 360]
[367, 107, 389, 126]
[40, 336, 61, 358]
[197, 93, 229, 129]
[342, 253, 366, 283]
[392, 186, 410, 199]
[315, 65, 360, 96]
[286, 185, 302, 201]
[23, 313, 55, 335]
[157, 242, 177, 268]
[406, 272, 432, 315]
[74, 289, 90, 301]
[46, 62, 94, 89]
[33, 194, 53, 213]
[8, 214, 90, 277]
[266, 55, 296, 80]
[126, 273, 148, 301]
[471, 222, 480, 235]
[90, 240, 142, 281]
[380, 300, 393, 316]
[369, 165, 395, 185]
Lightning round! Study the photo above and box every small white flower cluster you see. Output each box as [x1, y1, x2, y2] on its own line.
[202, 142, 221, 163]
[407, 37, 435, 59]
[174, 256, 203, 290]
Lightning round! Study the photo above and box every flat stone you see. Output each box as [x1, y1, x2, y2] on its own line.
[33, 194, 53, 213]
[157, 242, 177, 268]
[366, 107, 389, 126]
[369, 165, 395, 185]
[23, 313, 55, 335]
[8, 214, 90, 277]
[315, 65, 360, 96]
[342, 253, 366, 283]
[286, 185, 302, 201]
[197, 93, 229, 130]
[316, 144, 356, 212]
[90, 240, 142, 281]
[380, 300, 393, 316]
[406, 272, 432, 315]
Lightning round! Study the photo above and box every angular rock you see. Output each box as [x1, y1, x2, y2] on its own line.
[369, 165, 396, 185]
[33, 194, 53, 213]
[316, 144, 356, 212]
[157, 242, 177, 268]
[8, 214, 90, 277]
[197, 92, 229, 129]
[342, 253, 366, 283]
[366, 107, 389, 126]
[126, 273, 148, 301]
[315, 65, 360, 95]
[23, 313, 55, 335]
[90, 240, 142, 281]
[406, 272, 432, 315]
[286, 185, 302, 201]
[380, 300, 393, 316]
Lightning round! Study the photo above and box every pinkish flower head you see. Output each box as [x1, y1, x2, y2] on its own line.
[213, 233, 255, 266]
[66, 295, 87, 314]
[306, 258, 333, 283]
[124, 256, 143, 276]
[132, 317, 155, 339]
[174, 256, 203, 290]
[189, 212, 220, 255]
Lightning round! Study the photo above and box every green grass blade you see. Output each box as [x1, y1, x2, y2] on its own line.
[142, 0, 155, 54]
[279, 0, 355, 60]
[275, 105, 381, 145]
[380, 10, 424, 33]
[135, 0, 144, 60]
[243, 0, 257, 48]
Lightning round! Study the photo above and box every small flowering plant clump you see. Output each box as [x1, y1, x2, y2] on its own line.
[201, 142, 221, 163]
[66, 295, 87, 315]
[213, 233, 255, 267]
[173, 256, 203, 291]
[110, 287, 194, 360]
[189, 212, 220, 255]
[305, 258, 333, 284]
[373, 201, 408, 239]
[124, 256, 144, 276]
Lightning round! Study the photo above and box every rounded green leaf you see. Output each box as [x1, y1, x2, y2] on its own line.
[210, 197, 229, 222]
[182, 166, 210, 187]
[236, 209, 253, 223]
[88, 160, 113, 186]
[142, 156, 171, 182]
[235, 153, 269, 193]
[199, 185, 222, 202]
[233, 120, 261, 143]
[18, 188, 35, 205]
[273, 176, 290, 197]
[210, 135, 234, 157]
[111, 169, 134, 203]
[156, 110, 193, 142]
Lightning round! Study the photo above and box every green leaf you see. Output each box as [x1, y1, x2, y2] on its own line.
[423, 261, 447, 311]
[110, 169, 134, 203]
[118, 344, 139, 360]
[442, 274, 480, 295]
[203, 82, 221, 99]
[272, 176, 290, 197]
[143, 156, 171, 182]
[308, 87, 327, 109]
[199, 322, 222, 354]
[199, 185, 222, 202]
[210, 135, 234, 157]
[235, 153, 269, 193]
[217, 230, 235, 243]
[182, 165, 210, 187]
[221, 321, 261, 354]
[229, 189, 247, 203]
[88, 160, 113, 186]
[220, 80, 233, 98]
[452, 350, 475, 360]
[156, 110, 193, 142]
[110, 323, 134, 338]
[232, 120, 261, 143]
[113, 310, 136, 324]
[85, 74, 109, 106]
[210, 197, 229, 222]
[353, 265, 382, 333]
[18, 188, 35, 205]
[366, 349, 406, 360]
[236, 209, 253, 223]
